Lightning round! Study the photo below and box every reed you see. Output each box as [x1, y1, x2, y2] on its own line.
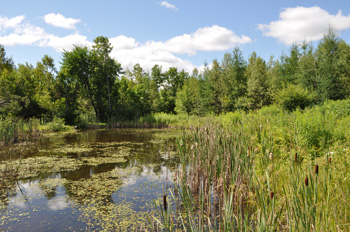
[0, 117, 40, 145]
[150, 118, 350, 231]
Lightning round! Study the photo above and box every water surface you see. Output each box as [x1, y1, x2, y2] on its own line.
[0, 128, 179, 231]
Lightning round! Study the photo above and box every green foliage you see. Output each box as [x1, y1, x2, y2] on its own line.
[275, 84, 316, 111]
[44, 117, 68, 132]
[175, 76, 200, 115]
[246, 52, 271, 109]
[315, 28, 342, 101]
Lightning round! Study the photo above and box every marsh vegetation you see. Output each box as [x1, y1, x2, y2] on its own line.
[150, 100, 350, 231]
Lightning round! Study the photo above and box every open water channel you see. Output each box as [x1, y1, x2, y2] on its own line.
[0, 128, 180, 231]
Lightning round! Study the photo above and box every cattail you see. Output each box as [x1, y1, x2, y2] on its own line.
[294, 152, 298, 163]
[315, 164, 319, 175]
[270, 191, 274, 199]
[328, 157, 331, 164]
[305, 175, 309, 187]
[163, 194, 167, 211]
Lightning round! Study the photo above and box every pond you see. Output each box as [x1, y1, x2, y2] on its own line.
[0, 128, 180, 231]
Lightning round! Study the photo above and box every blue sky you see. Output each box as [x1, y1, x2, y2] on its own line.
[1, 0, 350, 73]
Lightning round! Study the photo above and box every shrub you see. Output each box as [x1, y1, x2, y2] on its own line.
[45, 117, 67, 132]
[276, 84, 316, 112]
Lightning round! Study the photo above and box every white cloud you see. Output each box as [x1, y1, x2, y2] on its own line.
[258, 6, 350, 45]
[163, 25, 252, 55]
[157, 1, 178, 11]
[110, 25, 252, 72]
[0, 15, 25, 32]
[44, 13, 81, 30]
[45, 34, 91, 52]
[0, 15, 90, 51]
[0, 15, 48, 45]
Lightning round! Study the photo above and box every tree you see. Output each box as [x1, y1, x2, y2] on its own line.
[280, 44, 300, 86]
[160, 67, 188, 113]
[61, 46, 98, 119]
[149, 65, 163, 112]
[296, 42, 318, 92]
[0, 45, 16, 114]
[315, 28, 343, 101]
[221, 47, 247, 111]
[60, 37, 122, 122]
[175, 76, 200, 115]
[92, 36, 122, 121]
[336, 40, 350, 98]
[246, 52, 271, 109]
[0, 45, 14, 73]
[207, 59, 224, 114]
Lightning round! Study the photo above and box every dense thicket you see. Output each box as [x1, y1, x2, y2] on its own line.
[1, 30, 350, 124]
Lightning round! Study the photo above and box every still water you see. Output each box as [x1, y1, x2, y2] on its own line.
[0, 128, 180, 231]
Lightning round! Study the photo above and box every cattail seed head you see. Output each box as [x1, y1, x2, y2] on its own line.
[269, 152, 273, 161]
[163, 194, 167, 211]
[315, 164, 319, 175]
[294, 152, 298, 163]
[328, 157, 331, 164]
[305, 175, 309, 187]
[270, 191, 274, 199]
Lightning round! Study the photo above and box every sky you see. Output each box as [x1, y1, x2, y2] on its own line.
[1, 0, 350, 73]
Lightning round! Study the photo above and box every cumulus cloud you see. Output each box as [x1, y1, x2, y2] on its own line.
[110, 25, 252, 72]
[44, 13, 81, 30]
[46, 34, 91, 52]
[0, 15, 48, 45]
[0, 15, 90, 51]
[0, 15, 25, 31]
[164, 25, 252, 55]
[258, 6, 350, 45]
[157, 1, 178, 11]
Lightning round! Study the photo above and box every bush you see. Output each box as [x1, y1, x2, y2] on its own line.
[276, 84, 316, 111]
[294, 108, 334, 154]
[45, 117, 67, 132]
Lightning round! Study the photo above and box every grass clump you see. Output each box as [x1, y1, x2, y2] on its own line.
[0, 117, 40, 145]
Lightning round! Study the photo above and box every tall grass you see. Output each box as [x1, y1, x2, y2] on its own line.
[0, 117, 40, 145]
[150, 99, 350, 231]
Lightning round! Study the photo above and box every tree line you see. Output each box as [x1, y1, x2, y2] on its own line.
[1, 29, 350, 124]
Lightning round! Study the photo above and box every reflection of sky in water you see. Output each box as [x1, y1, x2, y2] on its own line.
[47, 196, 71, 211]
[114, 165, 174, 212]
[3, 179, 84, 231]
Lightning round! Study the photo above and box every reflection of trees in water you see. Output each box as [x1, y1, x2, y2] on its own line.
[60, 166, 93, 180]
[0, 162, 20, 211]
